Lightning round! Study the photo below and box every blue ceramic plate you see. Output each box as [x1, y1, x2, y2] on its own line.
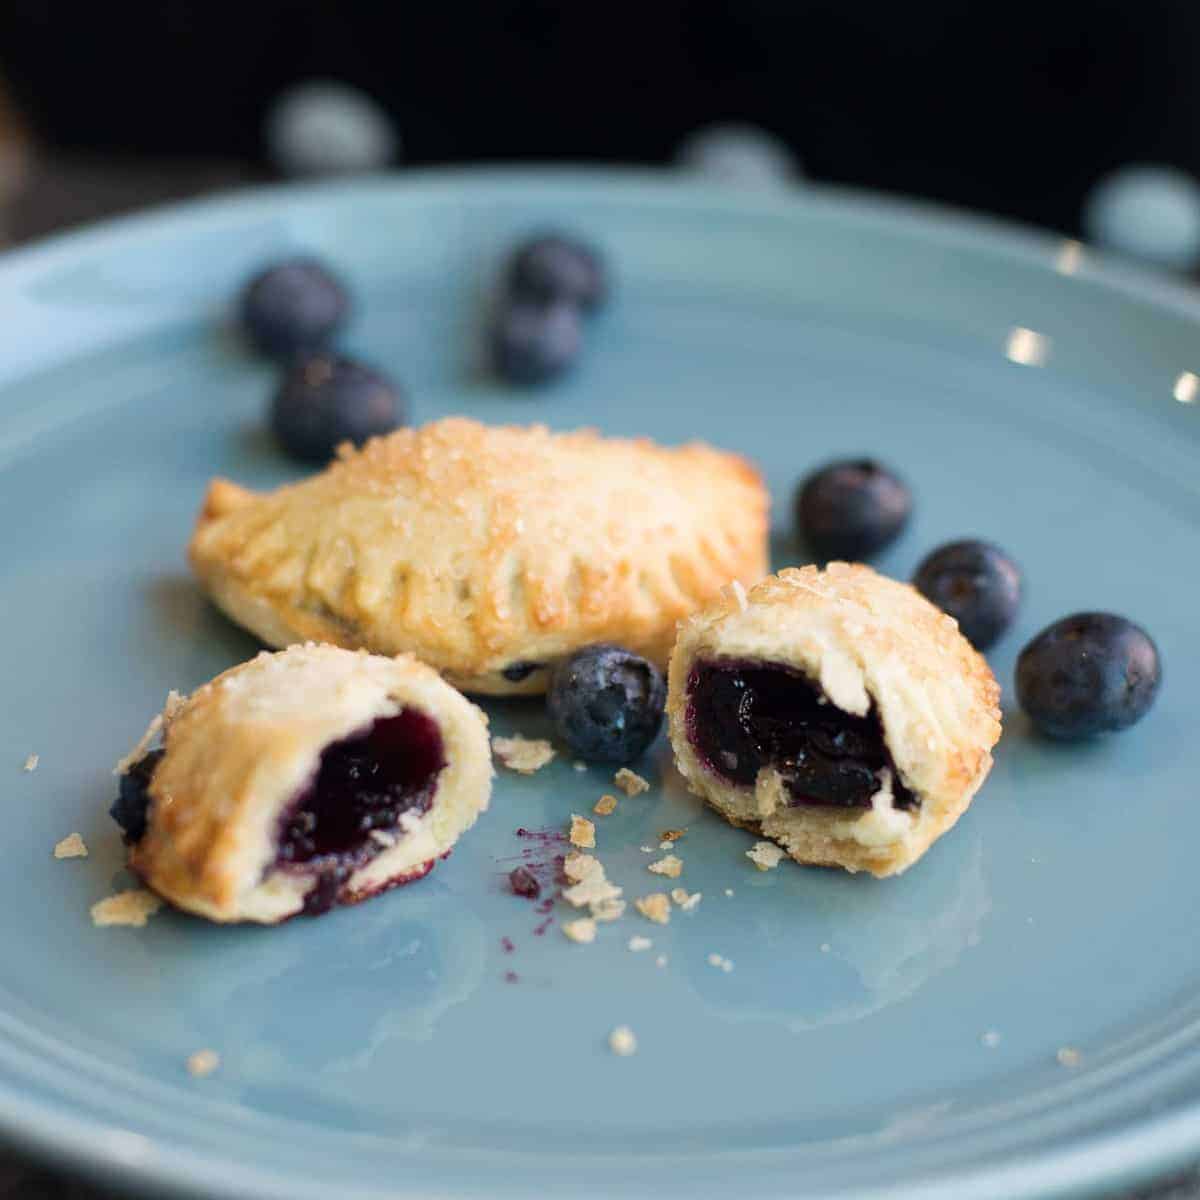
[1, 170, 1198, 1200]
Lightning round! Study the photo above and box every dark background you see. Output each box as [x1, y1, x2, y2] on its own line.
[1, 0, 1197, 239]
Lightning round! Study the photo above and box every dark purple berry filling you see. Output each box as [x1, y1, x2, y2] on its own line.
[110, 748, 165, 844]
[501, 661, 544, 683]
[509, 866, 542, 898]
[276, 709, 447, 913]
[685, 659, 917, 810]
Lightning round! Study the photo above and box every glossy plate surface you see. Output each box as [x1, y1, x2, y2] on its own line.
[0, 170, 1197, 1200]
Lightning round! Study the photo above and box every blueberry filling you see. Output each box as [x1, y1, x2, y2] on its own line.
[275, 710, 447, 914]
[110, 748, 165, 844]
[509, 865, 542, 898]
[685, 660, 917, 811]
[501, 661, 544, 683]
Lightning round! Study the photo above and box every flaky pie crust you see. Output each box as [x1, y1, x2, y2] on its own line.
[189, 417, 769, 694]
[666, 564, 1002, 877]
[123, 643, 493, 923]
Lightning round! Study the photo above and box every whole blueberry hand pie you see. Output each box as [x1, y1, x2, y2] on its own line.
[666, 564, 1002, 877]
[189, 417, 768, 695]
[111, 644, 492, 923]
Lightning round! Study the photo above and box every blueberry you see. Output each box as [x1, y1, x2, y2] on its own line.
[110, 748, 164, 844]
[796, 459, 911, 561]
[490, 299, 583, 386]
[507, 235, 607, 312]
[913, 540, 1021, 650]
[271, 353, 405, 463]
[547, 644, 666, 764]
[240, 258, 350, 358]
[1016, 613, 1161, 740]
[265, 81, 397, 177]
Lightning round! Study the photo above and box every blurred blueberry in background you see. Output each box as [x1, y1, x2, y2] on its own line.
[265, 80, 398, 177]
[1083, 164, 1200, 270]
[676, 122, 800, 190]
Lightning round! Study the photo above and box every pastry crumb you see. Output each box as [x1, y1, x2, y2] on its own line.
[655, 955, 668, 968]
[22, 754, 38, 773]
[53, 833, 88, 860]
[493, 735, 556, 774]
[562, 851, 624, 919]
[640, 845, 655, 853]
[592, 898, 626, 922]
[563, 874, 622, 910]
[572, 761, 588, 773]
[747, 841, 785, 871]
[1056, 1046, 1082, 1068]
[707, 953, 734, 972]
[670, 888, 701, 911]
[569, 814, 596, 848]
[609, 1025, 637, 1056]
[186, 1049, 220, 1077]
[635, 893, 671, 925]
[724, 888, 735, 897]
[628, 935, 653, 952]
[820, 943, 831, 953]
[648, 854, 683, 879]
[981, 1031, 1001, 1049]
[563, 851, 602, 883]
[593, 794, 618, 816]
[659, 829, 685, 842]
[563, 917, 597, 944]
[614, 768, 650, 797]
[91, 889, 162, 928]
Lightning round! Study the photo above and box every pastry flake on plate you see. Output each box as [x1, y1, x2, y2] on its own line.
[113, 643, 492, 924]
[189, 417, 768, 694]
[666, 564, 1001, 877]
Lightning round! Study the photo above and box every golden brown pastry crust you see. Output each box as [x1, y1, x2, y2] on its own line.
[189, 418, 768, 694]
[123, 644, 492, 923]
[666, 564, 1002, 877]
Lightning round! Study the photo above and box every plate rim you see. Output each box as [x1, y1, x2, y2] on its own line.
[2, 164, 1199, 1200]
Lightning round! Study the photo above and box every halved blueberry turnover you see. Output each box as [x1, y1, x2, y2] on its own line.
[112, 644, 492, 923]
[667, 564, 1001, 877]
